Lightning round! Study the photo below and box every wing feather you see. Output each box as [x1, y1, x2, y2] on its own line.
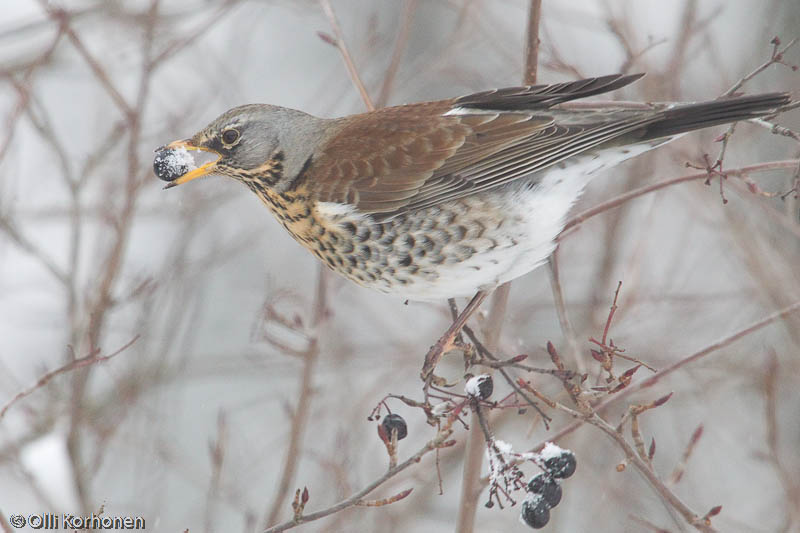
[308, 74, 653, 218]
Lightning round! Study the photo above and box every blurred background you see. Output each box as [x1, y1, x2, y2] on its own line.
[1, 1, 798, 532]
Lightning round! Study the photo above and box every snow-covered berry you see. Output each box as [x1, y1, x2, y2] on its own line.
[154, 147, 195, 181]
[527, 473, 562, 508]
[544, 451, 576, 479]
[520, 493, 550, 529]
[381, 414, 407, 440]
[465, 374, 493, 400]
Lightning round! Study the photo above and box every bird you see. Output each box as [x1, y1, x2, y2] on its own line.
[155, 74, 789, 302]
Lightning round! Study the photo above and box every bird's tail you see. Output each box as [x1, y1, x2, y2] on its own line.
[640, 92, 791, 140]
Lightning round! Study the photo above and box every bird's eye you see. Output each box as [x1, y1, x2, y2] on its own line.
[221, 128, 240, 145]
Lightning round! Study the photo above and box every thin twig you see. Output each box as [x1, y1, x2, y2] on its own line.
[461, 324, 553, 417]
[748, 118, 800, 143]
[0, 336, 138, 420]
[39, 3, 134, 118]
[150, 0, 243, 67]
[762, 351, 800, 529]
[547, 251, 585, 372]
[668, 425, 704, 485]
[664, 0, 698, 97]
[559, 160, 800, 238]
[355, 488, 414, 507]
[471, 356, 569, 377]
[713, 34, 798, 167]
[537, 299, 800, 446]
[319, 0, 375, 111]
[376, 0, 417, 107]
[513, 384, 716, 531]
[0, 215, 70, 285]
[523, 0, 542, 85]
[455, 283, 511, 533]
[262, 422, 456, 533]
[722, 37, 798, 97]
[0, 27, 63, 165]
[586, 413, 717, 532]
[264, 268, 329, 527]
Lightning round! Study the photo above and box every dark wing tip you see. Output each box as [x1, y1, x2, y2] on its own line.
[454, 73, 646, 111]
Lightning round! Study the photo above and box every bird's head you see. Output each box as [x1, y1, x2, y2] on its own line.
[158, 104, 326, 192]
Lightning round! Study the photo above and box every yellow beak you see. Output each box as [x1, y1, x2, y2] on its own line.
[161, 139, 221, 189]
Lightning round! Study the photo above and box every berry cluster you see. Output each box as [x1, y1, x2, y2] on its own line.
[371, 377, 577, 530]
[520, 446, 576, 529]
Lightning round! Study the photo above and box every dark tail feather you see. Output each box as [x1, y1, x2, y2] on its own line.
[641, 93, 791, 140]
[454, 73, 646, 110]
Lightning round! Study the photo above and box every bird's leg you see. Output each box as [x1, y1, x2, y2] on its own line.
[421, 290, 490, 386]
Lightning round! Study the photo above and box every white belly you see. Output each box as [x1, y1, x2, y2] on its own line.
[378, 141, 663, 301]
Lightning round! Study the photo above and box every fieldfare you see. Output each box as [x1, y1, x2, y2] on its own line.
[155, 74, 789, 301]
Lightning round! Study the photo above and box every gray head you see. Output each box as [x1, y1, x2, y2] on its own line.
[162, 104, 329, 191]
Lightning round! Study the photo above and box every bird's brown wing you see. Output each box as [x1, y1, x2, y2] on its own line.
[310, 102, 555, 214]
[309, 74, 653, 219]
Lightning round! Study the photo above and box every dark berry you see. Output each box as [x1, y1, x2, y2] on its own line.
[153, 149, 190, 181]
[527, 473, 562, 507]
[520, 494, 550, 529]
[545, 451, 576, 479]
[465, 374, 493, 400]
[381, 414, 407, 440]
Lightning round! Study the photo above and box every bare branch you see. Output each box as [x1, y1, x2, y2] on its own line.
[264, 268, 329, 527]
[523, 0, 542, 85]
[585, 413, 718, 533]
[559, 160, 800, 238]
[38, 3, 134, 118]
[0, 28, 63, 165]
[376, 0, 417, 108]
[262, 422, 456, 533]
[455, 283, 511, 533]
[0, 336, 138, 420]
[0, 215, 69, 286]
[722, 37, 798, 97]
[748, 118, 800, 143]
[150, 0, 244, 67]
[319, 0, 375, 111]
[539, 298, 800, 446]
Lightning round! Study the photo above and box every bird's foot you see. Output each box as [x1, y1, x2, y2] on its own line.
[420, 290, 489, 390]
